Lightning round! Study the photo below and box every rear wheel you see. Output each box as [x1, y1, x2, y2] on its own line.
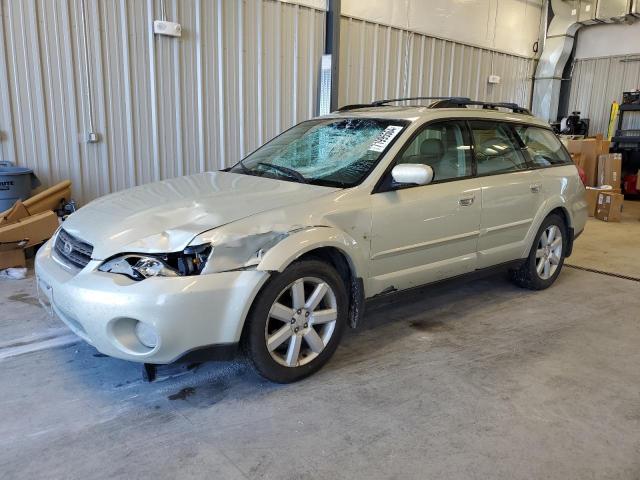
[510, 214, 566, 290]
[243, 260, 348, 383]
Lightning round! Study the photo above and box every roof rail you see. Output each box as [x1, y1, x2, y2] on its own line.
[337, 96, 470, 112]
[336, 96, 531, 115]
[429, 98, 531, 115]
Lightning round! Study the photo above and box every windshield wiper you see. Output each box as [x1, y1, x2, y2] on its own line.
[237, 158, 250, 173]
[257, 162, 308, 183]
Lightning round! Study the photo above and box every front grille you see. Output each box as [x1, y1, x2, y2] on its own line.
[54, 229, 94, 269]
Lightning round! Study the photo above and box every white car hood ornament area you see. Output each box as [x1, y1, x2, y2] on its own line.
[61, 171, 337, 259]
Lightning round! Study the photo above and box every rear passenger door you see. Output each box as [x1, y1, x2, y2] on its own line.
[470, 120, 544, 268]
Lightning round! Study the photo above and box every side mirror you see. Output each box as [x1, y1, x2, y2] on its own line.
[391, 164, 434, 186]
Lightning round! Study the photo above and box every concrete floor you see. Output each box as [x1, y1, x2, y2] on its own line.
[1, 203, 639, 480]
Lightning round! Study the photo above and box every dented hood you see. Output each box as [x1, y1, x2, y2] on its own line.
[62, 171, 338, 259]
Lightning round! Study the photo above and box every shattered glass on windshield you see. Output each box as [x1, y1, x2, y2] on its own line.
[230, 118, 407, 187]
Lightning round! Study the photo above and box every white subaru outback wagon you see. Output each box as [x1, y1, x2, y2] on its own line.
[36, 97, 588, 383]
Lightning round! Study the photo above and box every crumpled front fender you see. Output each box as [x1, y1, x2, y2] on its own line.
[256, 226, 367, 280]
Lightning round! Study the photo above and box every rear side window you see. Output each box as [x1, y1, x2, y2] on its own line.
[515, 126, 572, 167]
[469, 121, 528, 175]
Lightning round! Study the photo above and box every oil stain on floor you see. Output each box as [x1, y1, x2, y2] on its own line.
[168, 387, 196, 401]
[8, 293, 41, 307]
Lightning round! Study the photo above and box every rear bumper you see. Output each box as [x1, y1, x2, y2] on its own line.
[35, 238, 269, 364]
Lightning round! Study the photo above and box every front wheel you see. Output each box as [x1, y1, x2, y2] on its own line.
[510, 214, 567, 290]
[243, 260, 348, 383]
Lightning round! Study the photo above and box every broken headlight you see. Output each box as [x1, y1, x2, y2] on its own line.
[98, 245, 212, 281]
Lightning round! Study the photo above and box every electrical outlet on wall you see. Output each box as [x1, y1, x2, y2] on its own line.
[488, 74, 501, 84]
[153, 20, 182, 37]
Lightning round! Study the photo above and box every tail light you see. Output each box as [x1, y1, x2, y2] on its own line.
[577, 165, 587, 186]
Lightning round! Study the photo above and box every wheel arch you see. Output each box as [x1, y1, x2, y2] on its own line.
[256, 227, 367, 328]
[524, 199, 574, 259]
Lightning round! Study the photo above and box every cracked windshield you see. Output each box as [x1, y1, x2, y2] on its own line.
[230, 118, 407, 187]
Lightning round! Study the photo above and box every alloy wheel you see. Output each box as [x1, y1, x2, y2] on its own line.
[264, 277, 338, 368]
[535, 225, 563, 280]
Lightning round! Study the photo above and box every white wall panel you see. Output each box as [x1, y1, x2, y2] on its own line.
[341, 0, 544, 58]
[0, 0, 325, 204]
[568, 55, 640, 135]
[339, 16, 536, 109]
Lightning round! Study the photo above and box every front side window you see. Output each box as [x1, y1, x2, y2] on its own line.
[469, 121, 528, 175]
[229, 118, 407, 188]
[515, 125, 572, 167]
[397, 121, 472, 181]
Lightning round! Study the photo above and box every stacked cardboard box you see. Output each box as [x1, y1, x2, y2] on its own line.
[563, 135, 611, 187]
[562, 134, 611, 187]
[0, 203, 61, 270]
[561, 134, 625, 222]
[0, 180, 71, 269]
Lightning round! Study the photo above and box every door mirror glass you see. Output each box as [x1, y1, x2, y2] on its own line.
[391, 164, 434, 186]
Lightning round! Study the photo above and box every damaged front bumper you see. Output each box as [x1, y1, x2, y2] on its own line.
[35, 239, 269, 364]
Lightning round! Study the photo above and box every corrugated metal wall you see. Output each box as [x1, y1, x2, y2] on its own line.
[0, 0, 325, 204]
[568, 55, 640, 135]
[338, 16, 535, 109]
[0, 2, 540, 205]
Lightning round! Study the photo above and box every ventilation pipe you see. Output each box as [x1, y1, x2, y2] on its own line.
[532, 1, 581, 122]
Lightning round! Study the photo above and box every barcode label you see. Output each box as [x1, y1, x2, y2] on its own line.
[369, 126, 403, 152]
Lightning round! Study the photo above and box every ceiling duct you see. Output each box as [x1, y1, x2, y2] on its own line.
[533, 0, 639, 122]
[532, 1, 581, 122]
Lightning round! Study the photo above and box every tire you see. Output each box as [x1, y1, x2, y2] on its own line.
[509, 213, 567, 290]
[242, 259, 348, 383]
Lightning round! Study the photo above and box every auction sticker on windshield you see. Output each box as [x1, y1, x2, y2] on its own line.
[368, 125, 404, 152]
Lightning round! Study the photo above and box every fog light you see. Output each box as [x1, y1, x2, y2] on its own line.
[134, 321, 158, 348]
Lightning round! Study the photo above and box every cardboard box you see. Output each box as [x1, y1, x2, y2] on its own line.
[597, 154, 622, 188]
[0, 210, 59, 248]
[0, 247, 26, 270]
[0, 179, 71, 219]
[584, 188, 600, 217]
[23, 180, 72, 215]
[579, 139, 599, 186]
[570, 152, 582, 166]
[562, 137, 610, 187]
[595, 192, 624, 222]
[564, 139, 584, 155]
[0, 201, 30, 226]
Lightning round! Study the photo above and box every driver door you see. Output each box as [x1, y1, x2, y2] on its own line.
[368, 121, 483, 295]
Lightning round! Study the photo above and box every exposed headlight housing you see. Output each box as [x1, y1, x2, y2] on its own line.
[99, 244, 211, 281]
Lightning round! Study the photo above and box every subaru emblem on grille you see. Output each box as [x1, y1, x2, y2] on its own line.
[63, 241, 73, 255]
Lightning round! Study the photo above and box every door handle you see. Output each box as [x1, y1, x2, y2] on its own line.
[530, 183, 542, 193]
[458, 195, 475, 207]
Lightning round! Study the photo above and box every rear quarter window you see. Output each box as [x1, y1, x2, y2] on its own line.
[515, 125, 572, 167]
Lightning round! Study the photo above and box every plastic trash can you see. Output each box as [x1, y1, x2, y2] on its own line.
[0, 161, 41, 211]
